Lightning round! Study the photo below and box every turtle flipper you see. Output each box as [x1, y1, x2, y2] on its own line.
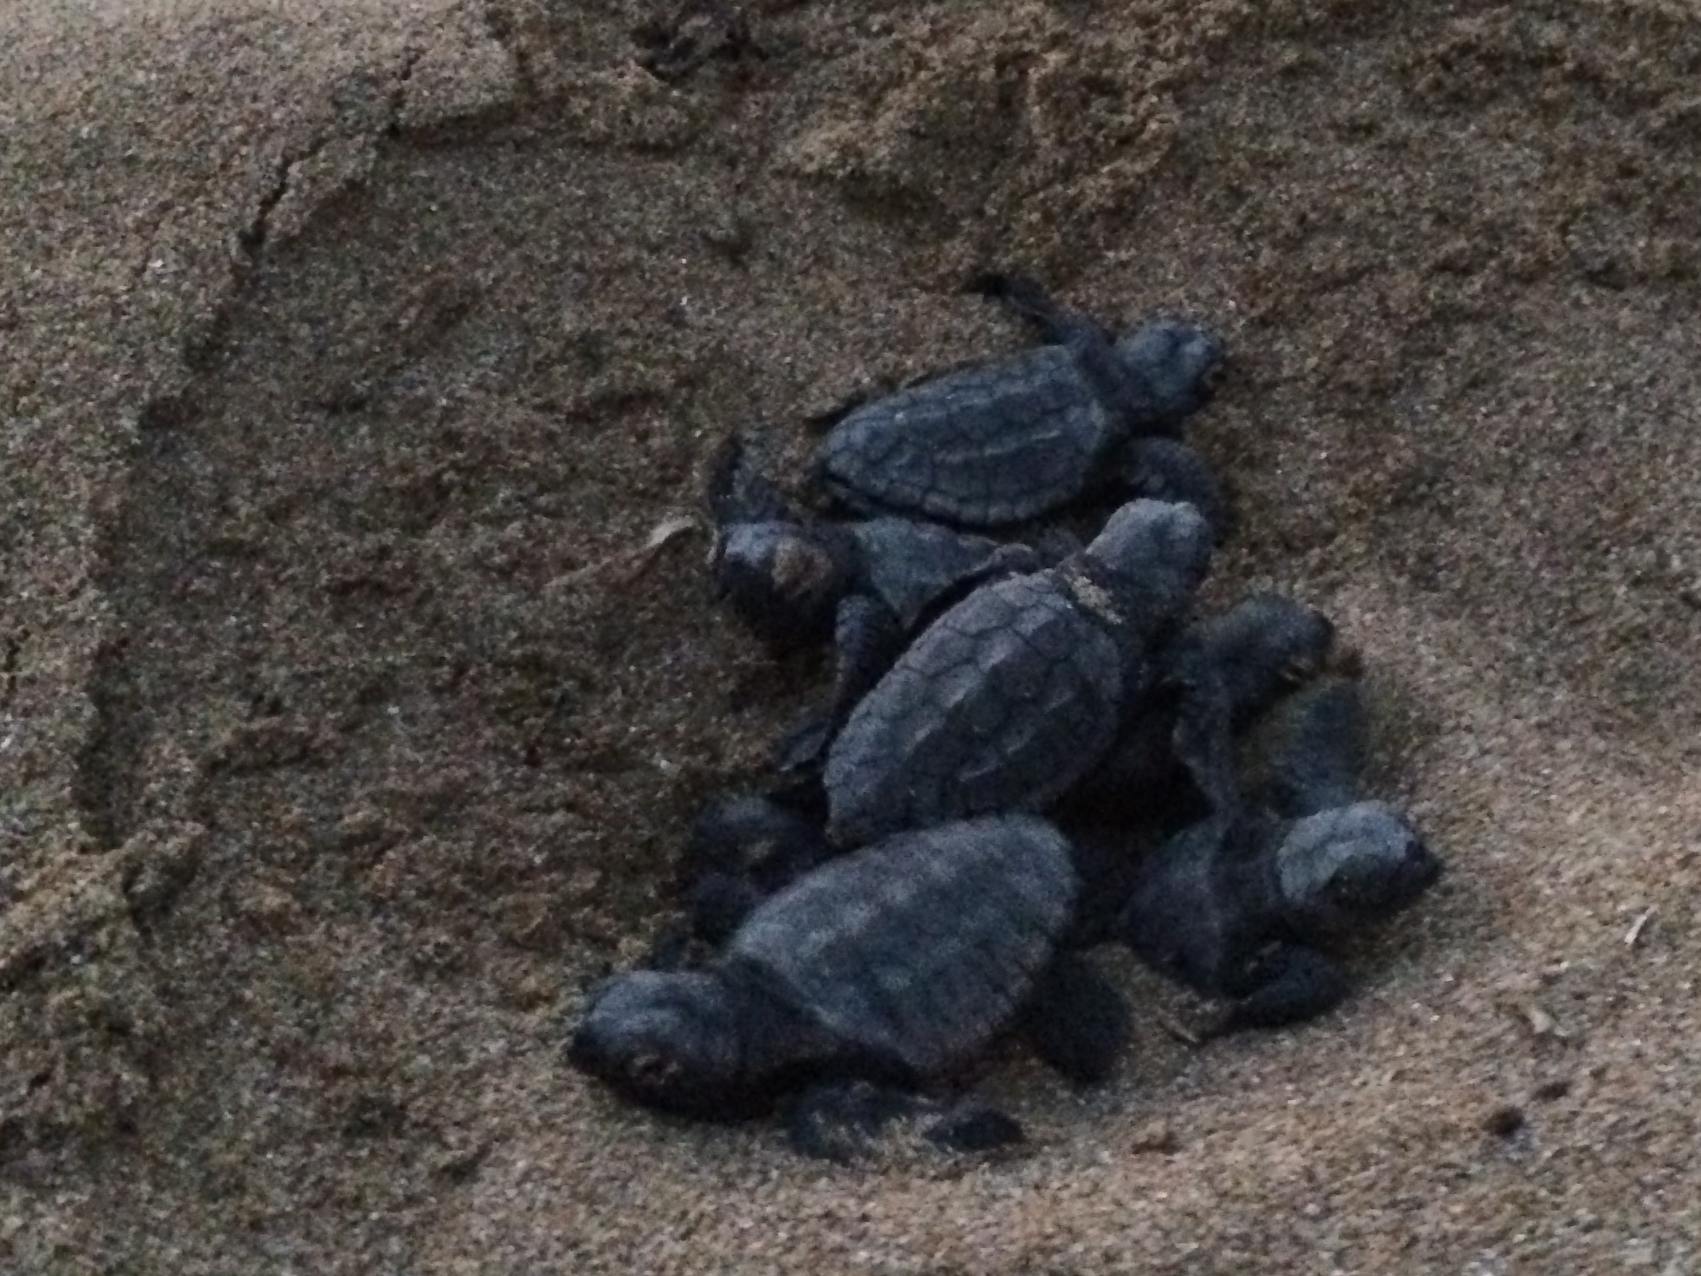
[1205, 942, 1350, 1037]
[967, 272, 1110, 346]
[636, 918, 698, 971]
[685, 793, 834, 912]
[1020, 952, 1131, 1084]
[1243, 675, 1368, 818]
[706, 433, 800, 526]
[688, 872, 765, 945]
[774, 593, 904, 778]
[966, 270, 1163, 438]
[1167, 659, 1238, 814]
[786, 1080, 1025, 1162]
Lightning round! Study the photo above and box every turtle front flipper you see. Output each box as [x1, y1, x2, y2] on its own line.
[1067, 633, 1238, 825]
[688, 872, 766, 945]
[684, 793, 835, 927]
[785, 1080, 1025, 1162]
[1242, 675, 1369, 818]
[1163, 647, 1240, 816]
[636, 919, 699, 971]
[706, 433, 800, 526]
[1019, 952, 1131, 1084]
[970, 273, 1155, 439]
[967, 271, 1114, 347]
[1205, 942, 1350, 1037]
[773, 593, 905, 778]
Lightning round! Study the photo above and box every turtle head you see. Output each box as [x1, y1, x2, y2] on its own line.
[568, 970, 746, 1115]
[1085, 499, 1214, 613]
[1274, 801, 1442, 936]
[1115, 319, 1224, 428]
[711, 521, 852, 647]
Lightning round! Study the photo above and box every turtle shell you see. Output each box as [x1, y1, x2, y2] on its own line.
[847, 517, 1008, 629]
[824, 572, 1129, 846]
[727, 815, 1077, 1076]
[815, 345, 1117, 527]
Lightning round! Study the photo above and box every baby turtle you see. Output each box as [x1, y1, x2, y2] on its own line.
[813, 275, 1224, 528]
[569, 815, 1128, 1159]
[707, 435, 1063, 651]
[662, 593, 1336, 953]
[824, 498, 1214, 847]
[706, 436, 1077, 768]
[1115, 676, 1443, 1035]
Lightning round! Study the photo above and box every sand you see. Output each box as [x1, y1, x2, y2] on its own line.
[3, 0, 1699, 1271]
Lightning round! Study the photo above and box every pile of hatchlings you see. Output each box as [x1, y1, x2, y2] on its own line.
[568, 275, 1445, 1162]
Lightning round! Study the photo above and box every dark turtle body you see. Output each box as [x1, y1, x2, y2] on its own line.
[710, 434, 1056, 649]
[814, 276, 1223, 529]
[651, 593, 1336, 957]
[570, 815, 1128, 1157]
[1114, 676, 1444, 1036]
[823, 498, 1214, 847]
[1067, 591, 1338, 823]
[706, 435, 1077, 771]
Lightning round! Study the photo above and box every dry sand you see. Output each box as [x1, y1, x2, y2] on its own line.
[3, 0, 1700, 1271]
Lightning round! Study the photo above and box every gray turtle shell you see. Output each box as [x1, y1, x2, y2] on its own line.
[825, 571, 1129, 846]
[816, 345, 1117, 527]
[728, 815, 1077, 1076]
[847, 517, 1008, 628]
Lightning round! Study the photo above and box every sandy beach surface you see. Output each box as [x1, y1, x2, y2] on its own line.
[3, 1, 1700, 1271]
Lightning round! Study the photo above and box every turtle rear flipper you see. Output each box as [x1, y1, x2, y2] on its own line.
[1020, 952, 1131, 1085]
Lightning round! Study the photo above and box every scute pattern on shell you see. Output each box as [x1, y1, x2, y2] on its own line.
[817, 345, 1114, 526]
[825, 573, 1126, 845]
[848, 517, 1007, 628]
[729, 816, 1077, 1075]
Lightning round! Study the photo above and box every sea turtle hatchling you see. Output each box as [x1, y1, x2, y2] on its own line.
[710, 433, 1236, 775]
[813, 275, 1226, 528]
[569, 814, 1129, 1159]
[823, 497, 1215, 847]
[706, 434, 1072, 652]
[659, 592, 1339, 952]
[706, 435, 1077, 769]
[1115, 676, 1444, 1036]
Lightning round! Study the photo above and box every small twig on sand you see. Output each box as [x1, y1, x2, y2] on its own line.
[1155, 1011, 1203, 1047]
[548, 515, 700, 590]
[1624, 906, 1656, 949]
[1522, 1003, 1571, 1042]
